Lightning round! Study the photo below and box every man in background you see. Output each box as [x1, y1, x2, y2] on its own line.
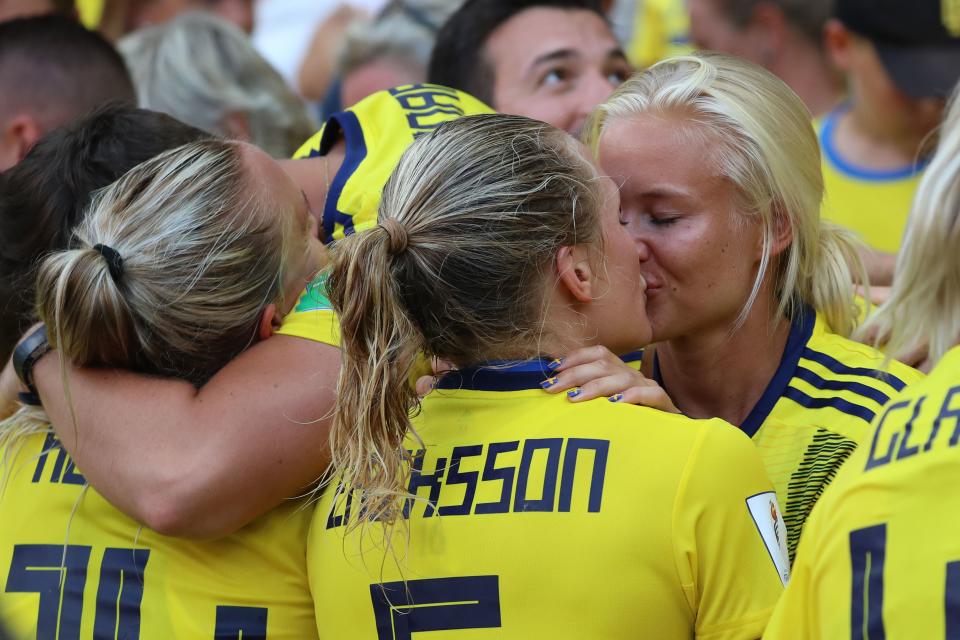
[688, 0, 842, 117]
[0, 15, 134, 171]
[428, 0, 632, 135]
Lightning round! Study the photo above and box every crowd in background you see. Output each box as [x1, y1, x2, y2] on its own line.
[0, 0, 959, 638]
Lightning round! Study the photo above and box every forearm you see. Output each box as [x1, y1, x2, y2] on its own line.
[33, 335, 340, 538]
[0, 356, 19, 419]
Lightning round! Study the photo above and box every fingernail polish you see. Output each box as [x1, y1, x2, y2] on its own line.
[541, 377, 558, 389]
[547, 358, 564, 371]
[608, 393, 623, 403]
[567, 387, 582, 398]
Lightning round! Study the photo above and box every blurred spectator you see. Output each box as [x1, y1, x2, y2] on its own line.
[428, 0, 632, 134]
[819, 0, 960, 280]
[627, 0, 692, 67]
[333, 0, 463, 108]
[688, 0, 842, 117]
[0, 15, 134, 171]
[120, 11, 316, 157]
[0, 104, 211, 364]
[126, 0, 254, 33]
[0, 0, 73, 22]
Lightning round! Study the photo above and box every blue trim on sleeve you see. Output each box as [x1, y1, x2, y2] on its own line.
[319, 110, 367, 244]
[782, 386, 876, 424]
[800, 348, 907, 393]
[793, 366, 891, 406]
[820, 105, 928, 182]
[737, 307, 817, 438]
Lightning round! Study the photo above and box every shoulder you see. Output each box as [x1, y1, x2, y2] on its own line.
[807, 326, 924, 389]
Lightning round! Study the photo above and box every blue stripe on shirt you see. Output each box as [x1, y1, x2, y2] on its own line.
[793, 366, 891, 406]
[783, 386, 876, 423]
[801, 348, 907, 393]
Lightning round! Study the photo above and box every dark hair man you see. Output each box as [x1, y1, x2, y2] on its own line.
[0, 15, 135, 171]
[428, 0, 632, 135]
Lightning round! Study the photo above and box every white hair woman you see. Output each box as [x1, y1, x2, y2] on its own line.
[120, 11, 316, 157]
[0, 140, 322, 638]
[542, 53, 923, 560]
[765, 83, 960, 640]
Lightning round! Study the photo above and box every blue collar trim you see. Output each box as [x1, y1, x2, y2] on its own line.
[436, 350, 646, 392]
[820, 105, 928, 182]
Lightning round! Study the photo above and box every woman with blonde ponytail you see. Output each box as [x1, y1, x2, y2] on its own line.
[541, 52, 923, 560]
[766, 84, 960, 640]
[0, 140, 323, 638]
[310, 113, 786, 638]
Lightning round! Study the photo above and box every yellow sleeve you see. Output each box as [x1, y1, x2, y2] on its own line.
[277, 277, 341, 347]
[673, 421, 787, 639]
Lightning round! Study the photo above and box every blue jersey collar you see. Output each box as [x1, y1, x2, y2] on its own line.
[653, 307, 816, 437]
[821, 104, 929, 182]
[436, 349, 646, 392]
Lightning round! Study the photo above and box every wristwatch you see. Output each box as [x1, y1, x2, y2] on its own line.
[12, 324, 51, 406]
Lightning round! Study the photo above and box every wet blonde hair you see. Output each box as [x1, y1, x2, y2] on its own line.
[861, 86, 960, 365]
[1, 140, 300, 459]
[326, 114, 601, 537]
[586, 52, 866, 336]
[120, 12, 316, 158]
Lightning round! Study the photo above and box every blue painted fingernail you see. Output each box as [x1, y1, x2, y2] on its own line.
[567, 387, 582, 398]
[541, 377, 558, 389]
[547, 358, 564, 371]
[608, 393, 624, 403]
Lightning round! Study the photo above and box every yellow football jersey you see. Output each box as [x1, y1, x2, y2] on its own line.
[293, 84, 493, 244]
[628, 0, 693, 68]
[651, 307, 923, 561]
[765, 344, 960, 639]
[309, 359, 789, 639]
[0, 432, 317, 639]
[817, 107, 927, 254]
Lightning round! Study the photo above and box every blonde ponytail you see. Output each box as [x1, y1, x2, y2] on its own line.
[1, 140, 303, 482]
[325, 114, 602, 541]
[325, 222, 423, 529]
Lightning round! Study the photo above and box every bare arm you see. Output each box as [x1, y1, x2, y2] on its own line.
[33, 334, 340, 539]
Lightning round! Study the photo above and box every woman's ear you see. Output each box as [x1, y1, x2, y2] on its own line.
[770, 204, 794, 258]
[257, 303, 283, 341]
[556, 245, 595, 303]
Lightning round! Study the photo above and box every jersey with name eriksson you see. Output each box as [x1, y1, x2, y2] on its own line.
[309, 360, 788, 639]
[765, 344, 960, 639]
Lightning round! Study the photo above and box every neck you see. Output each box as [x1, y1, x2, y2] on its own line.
[769, 42, 844, 118]
[655, 299, 791, 427]
[843, 102, 930, 165]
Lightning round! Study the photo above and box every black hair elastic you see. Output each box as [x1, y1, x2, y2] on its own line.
[93, 243, 124, 281]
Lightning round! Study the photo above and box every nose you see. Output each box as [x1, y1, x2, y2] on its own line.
[632, 232, 652, 263]
[576, 71, 619, 123]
